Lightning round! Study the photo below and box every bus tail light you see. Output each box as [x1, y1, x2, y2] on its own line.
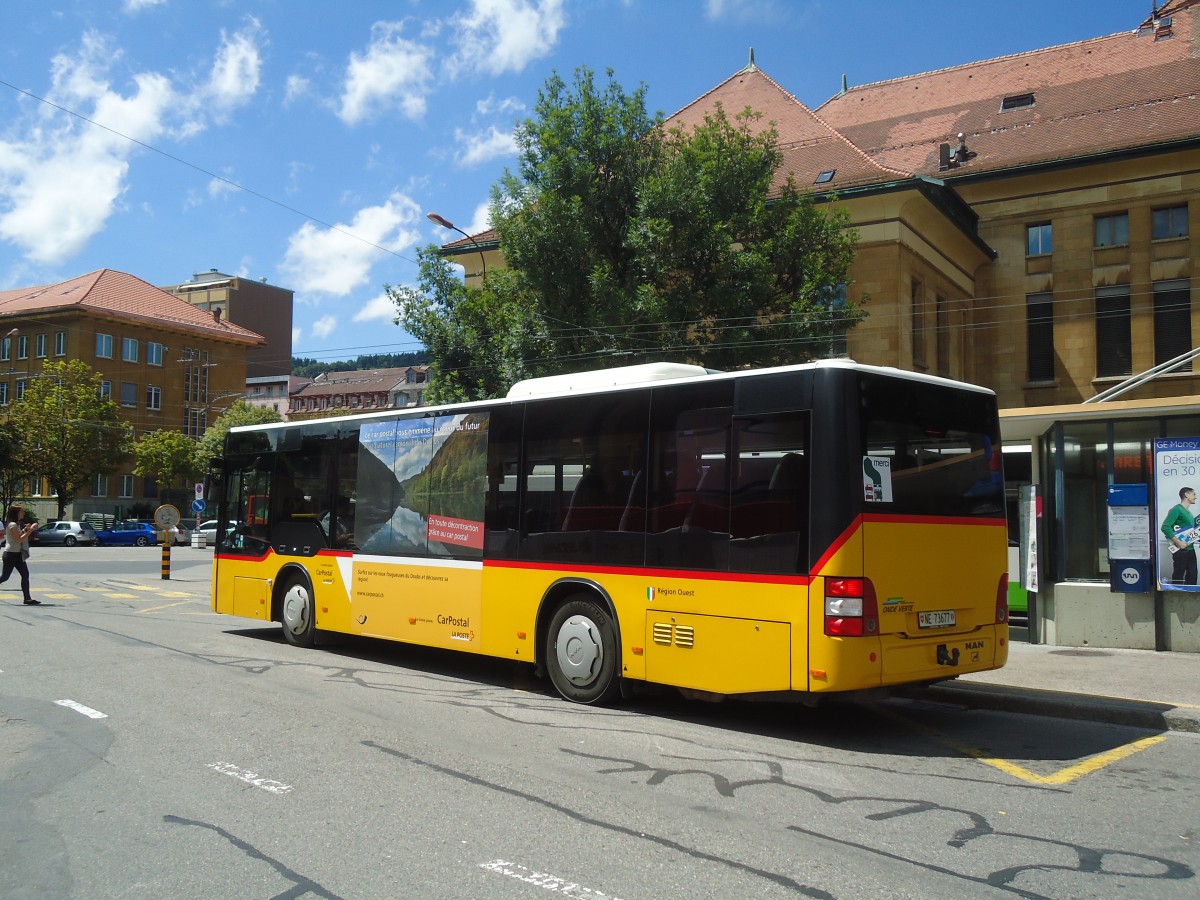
[996, 573, 1009, 624]
[824, 577, 879, 637]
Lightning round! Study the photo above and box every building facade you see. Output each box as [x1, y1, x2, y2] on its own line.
[439, 3, 1200, 650]
[0, 268, 264, 519]
[288, 366, 429, 419]
[160, 269, 293, 380]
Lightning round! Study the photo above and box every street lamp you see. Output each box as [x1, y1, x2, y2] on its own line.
[426, 212, 487, 279]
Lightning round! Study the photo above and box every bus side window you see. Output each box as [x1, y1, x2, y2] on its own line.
[729, 413, 810, 575]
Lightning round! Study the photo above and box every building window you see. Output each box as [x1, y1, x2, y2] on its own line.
[96, 333, 113, 358]
[1154, 279, 1192, 368]
[1094, 212, 1129, 248]
[100, 381, 112, 400]
[910, 279, 925, 367]
[1027, 292, 1055, 382]
[16, 379, 27, 400]
[93, 474, 108, 498]
[1001, 92, 1035, 111]
[0, 336, 9, 361]
[147, 342, 164, 366]
[122, 337, 139, 363]
[146, 385, 162, 411]
[1152, 205, 1189, 240]
[35, 334, 47, 358]
[0, 383, 7, 405]
[1095, 286, 1132, 377]
[119, 474, 134, 498]
[814, 169, 836, 184]
[54, 331, 66, 356]
[1026, 223, 1052, 256]
[17, 336, 28, 359]
[121, 382, 137, 407]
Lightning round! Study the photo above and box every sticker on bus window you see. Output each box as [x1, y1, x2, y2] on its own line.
[863, 456, 893, 502]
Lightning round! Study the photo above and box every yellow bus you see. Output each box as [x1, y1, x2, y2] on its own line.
[210, 360, 1009, 704]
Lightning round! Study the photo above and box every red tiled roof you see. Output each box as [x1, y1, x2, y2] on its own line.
[816, 0, 1200, 178]
[295, 366, 428, 397]
[665, 65, 910, 191]
[0, 268, 265, 345]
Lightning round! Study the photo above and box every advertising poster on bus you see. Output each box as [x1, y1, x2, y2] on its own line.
[1154, 437, 1200, 592]
[355, 412, 489, 558]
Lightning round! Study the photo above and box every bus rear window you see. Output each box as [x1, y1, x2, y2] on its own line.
[859, 376, 1003, 518]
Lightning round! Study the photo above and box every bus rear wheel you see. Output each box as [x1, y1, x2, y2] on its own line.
[546, 596, 619, 705]
[280, 576, 316, 648]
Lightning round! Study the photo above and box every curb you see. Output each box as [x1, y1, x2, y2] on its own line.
[899, 681, 1200, 734]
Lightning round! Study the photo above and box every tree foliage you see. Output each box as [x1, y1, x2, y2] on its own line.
[291, 351, 428, 379]
[6, 359, 131, 518]
[393, 66, 863, 402]
[134, 429, 202, 507]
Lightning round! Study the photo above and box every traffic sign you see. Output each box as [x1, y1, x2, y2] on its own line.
[154, 504, 181, 529]
[192, 499, 206, 513]
[195, 482, 205, 500]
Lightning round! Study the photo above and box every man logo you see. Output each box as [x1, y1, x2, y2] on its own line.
[1121, 567, 1140, 586]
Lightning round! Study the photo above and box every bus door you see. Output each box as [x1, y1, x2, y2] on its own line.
[212, 447, 275, 619]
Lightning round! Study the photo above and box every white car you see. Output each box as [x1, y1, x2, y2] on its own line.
[197, 520, 235, 544]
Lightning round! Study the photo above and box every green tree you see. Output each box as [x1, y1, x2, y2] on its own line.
[0, 420, 25, 513]
[393, 66, 863, 402]
[194, 400, 282, 472]
[8, 359, 131, 519]
[134, 429, 202, 509]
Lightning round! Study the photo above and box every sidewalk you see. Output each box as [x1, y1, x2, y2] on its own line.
[906, 641, 1200, 733]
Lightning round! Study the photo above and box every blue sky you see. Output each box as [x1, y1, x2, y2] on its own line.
[0, 0, 1147, 366]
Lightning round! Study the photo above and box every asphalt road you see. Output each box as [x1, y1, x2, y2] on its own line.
[1, 547, 1197, 898]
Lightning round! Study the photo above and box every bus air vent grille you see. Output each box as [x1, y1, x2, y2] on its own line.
[652, 622, 673, 645]
[673, 625, 695, 648]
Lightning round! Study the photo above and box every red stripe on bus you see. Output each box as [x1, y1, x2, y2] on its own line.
[810, 516, 861, 576]
[484, 558, 810, 586]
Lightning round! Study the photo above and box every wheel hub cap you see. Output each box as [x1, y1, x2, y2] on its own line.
[557, 615, 602, 686]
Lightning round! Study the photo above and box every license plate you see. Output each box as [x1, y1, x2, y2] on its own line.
[918, 610, 956, 629]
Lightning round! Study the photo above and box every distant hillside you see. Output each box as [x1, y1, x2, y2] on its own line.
[292, 351, 429, 378]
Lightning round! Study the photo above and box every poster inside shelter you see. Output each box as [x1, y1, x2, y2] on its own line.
[1154, 438, 1200, 592]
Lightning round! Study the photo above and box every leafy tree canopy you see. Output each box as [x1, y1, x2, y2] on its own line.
[392, 66, 863, 402]
[292, 351, 428, 379]
[134, 429, 203, 506]
[6, 359, 132, 518]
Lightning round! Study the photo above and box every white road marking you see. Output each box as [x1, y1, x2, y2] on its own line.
[480, 860, 626, 899]
[207, 762, 293, 794]
[56, 699, 108, 719]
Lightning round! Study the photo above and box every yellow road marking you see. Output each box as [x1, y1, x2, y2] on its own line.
[875, 704, 1168, 785]
[137, 600, 196, 614]
[104, 593, 138, 599]
[44, 593, 78, 600]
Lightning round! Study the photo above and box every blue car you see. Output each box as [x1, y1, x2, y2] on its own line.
[95, 521, 165, 547]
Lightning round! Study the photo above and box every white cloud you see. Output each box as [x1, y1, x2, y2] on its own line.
[311, 315, 337, 339]
[196, 19, 264, 121]
[279, 192, 423, 296]
[705, 0, 794, 24]
[466, 201, 492, 236]
[353, 292, 400, 323]
[454, 125, 516, 167]
[0, 33, 174, 264]
[284, 74, 310, 106]
[475, 94, 525, 117]
[448, 0, 565, 77]
[123, 0, 165, 12]
[339, 21, 433, 125]
[292, 327, 302, 347]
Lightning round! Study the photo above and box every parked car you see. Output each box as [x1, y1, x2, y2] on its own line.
[32, 520, 98, 547]
[196, 519, 237, 544]
[127, 519, 190, 545]
[95, 521, 185, 547]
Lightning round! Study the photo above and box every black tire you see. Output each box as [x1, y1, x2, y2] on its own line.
[280, 576, 317, 648]
[135, 536, 149, 547]
[545, 596, 620, 704]
[64, 536, 77, 547]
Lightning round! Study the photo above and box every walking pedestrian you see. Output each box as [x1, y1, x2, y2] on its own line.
[1, 504, 40, 605]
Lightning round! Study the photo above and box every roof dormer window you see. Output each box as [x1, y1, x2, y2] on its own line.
[1000, 92, 1035, 111]
[814, 169, 836, 185]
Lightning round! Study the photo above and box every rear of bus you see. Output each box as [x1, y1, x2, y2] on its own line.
[808, 368, 1009, 692]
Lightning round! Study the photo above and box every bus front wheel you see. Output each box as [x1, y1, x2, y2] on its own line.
[546, 597, 619, 705]
[280, 577, 316, 648]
